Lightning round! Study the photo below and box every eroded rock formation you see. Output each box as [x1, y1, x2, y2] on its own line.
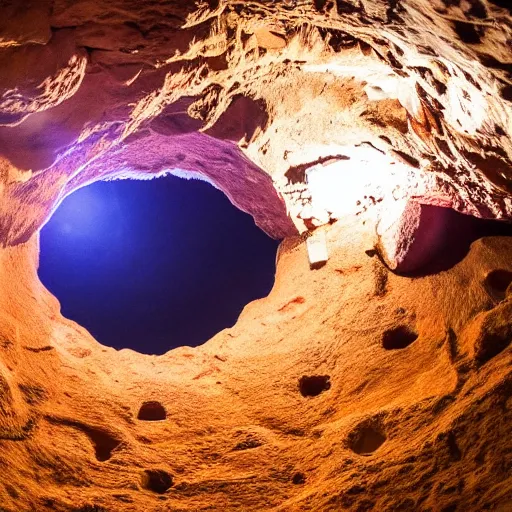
[0, 1, 511, 510]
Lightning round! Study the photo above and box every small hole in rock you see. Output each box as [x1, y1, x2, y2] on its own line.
[382, 326, 418, 350]
[484, 269, 512, 302]
[495, 124, 506, 137]
[349, 424, 387, 455]
[501, 84, 512, 102]
[299, 375, 331, 397]
[141, 469, 173, 494]
[137, 401, 167, 421]
[292, 472, 306, 484]
[233, 436, 263, 451]
[46, 418, 121, 462]
[452, 21, 482, 44]
[86, 428, 121, 462]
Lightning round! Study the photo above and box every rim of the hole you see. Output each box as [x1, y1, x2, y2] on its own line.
[37, 175, 280, 356]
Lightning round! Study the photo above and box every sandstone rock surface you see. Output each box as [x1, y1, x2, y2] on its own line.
[0, 1, 511, 511]
[0, 218, 511, 511]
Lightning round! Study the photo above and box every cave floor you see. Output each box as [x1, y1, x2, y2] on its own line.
[0, 220, 511, 511]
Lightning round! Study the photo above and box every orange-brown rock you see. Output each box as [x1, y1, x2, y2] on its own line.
[0, 1, 511, 510]
[0, 218, 511, 511]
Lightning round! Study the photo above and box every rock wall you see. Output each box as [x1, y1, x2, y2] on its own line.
[0, 0, 511, 241]
[0, 218, 511, 511]
[0, 1, 512, 510]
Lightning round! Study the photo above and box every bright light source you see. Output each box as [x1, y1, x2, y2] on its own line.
[48, 185, 122, 239]
[306, 146, 413, 221]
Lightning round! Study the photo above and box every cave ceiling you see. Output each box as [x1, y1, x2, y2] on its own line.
[0, 0, 511, 247]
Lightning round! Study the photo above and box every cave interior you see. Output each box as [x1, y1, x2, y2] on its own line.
[0, 0, 511, 511]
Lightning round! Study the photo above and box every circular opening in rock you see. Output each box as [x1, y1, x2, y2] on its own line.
[349, 424, 387, 455]
[141, 469, 173, 494]
[137, 401, 167, 421]
[292, 472, 306, 485]
[38, 176, 278, 354]
[382, 325, 418, 350]
[298, 375, 331, 397]
[484, 269, 512, 302]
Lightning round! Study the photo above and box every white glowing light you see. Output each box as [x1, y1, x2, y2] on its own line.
[48, 185, 123, 240]
[445, 72, 487, 135]
[169, 168, 220, 190]
[305, 146, 412, 220]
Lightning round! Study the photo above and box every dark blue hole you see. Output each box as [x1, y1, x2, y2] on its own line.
[38, 176, 278, 354]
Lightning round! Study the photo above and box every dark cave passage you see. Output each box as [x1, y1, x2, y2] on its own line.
[391, 205, 512, 276]
[38, 176, 279, 354]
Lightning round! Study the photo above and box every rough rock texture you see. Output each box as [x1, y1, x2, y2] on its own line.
[1, 219, 512, 511]
[0, 0, 511, 241]
[1, 1, 512, 511]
